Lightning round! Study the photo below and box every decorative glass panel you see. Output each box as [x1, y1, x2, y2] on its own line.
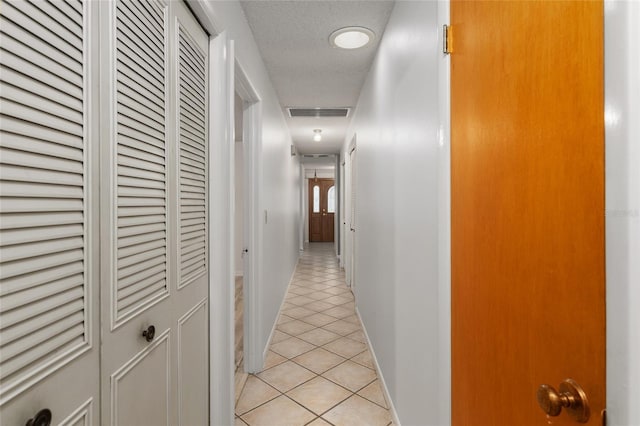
[327, 186, 335, 213]
[313, 185, 320, 213]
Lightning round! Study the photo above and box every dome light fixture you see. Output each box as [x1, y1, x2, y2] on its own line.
[313, 129, 322, 142]
[329, 27, 375, 50]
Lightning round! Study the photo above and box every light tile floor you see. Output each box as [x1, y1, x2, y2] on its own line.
[236, 243, 393, 426]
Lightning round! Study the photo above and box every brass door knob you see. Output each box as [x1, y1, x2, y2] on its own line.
[536, 379, 590, 423]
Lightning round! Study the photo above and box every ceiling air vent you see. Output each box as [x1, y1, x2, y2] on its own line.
[287, 108, 350, 118]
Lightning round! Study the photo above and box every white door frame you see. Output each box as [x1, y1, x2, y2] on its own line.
[208, 32, 235, 426]
[340, 160, 346, 268]
[234, 63, 263, 374]
[347, 136, 357, 291]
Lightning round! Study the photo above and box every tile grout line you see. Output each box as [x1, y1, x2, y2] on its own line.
[237, 244, 392, 425]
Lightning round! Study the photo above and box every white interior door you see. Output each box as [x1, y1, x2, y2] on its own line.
[0, 1, 100, 424]
[98, 1, 209, 424]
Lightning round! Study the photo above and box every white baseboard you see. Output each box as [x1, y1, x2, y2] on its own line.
[355, 307, 401, 426]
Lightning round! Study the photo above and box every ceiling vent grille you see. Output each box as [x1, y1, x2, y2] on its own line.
[287, 108, 350, 118]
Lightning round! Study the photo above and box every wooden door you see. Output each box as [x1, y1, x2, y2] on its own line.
[309, 178, 335, 242]
[451, 1, 605, 425]
[99, 1, 209, 425]
[0, 1, 100, 424]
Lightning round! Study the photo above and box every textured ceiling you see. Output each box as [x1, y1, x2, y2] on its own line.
[240, 0, 394, 154]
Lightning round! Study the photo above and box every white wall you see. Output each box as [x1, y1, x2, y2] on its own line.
[345, 2, 640, 425]
[341, 2, 443, 424]
[605, 1, 640, 424]
[190, 3, 301, 423]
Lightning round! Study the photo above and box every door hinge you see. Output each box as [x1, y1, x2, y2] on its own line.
[443, 25, 452, 54]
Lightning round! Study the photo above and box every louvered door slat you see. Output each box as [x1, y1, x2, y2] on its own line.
[0, 100, 82, 137]
[0, 236, 83, 264]
[0, 133, 82, 161]
[179, 80, 205, 110]
[180, 98, 205, 124]
[1, 3, 83, 63]
[0, 211, 84, 230]
[49, 0, 83, 27]
[117, 73, 165, 110]
[27, 0, 83, 39]
[1, 163, 83, 187]
[1, 311, 85, 361]
[66, 0, 82, 16]
[118, 124, 164, 151]
[0, 67, 83, 111]
[115, 28, 164, 78]
[179, 38, 204, 73]
[0, 262, 83, 298]
[1, 300, 84, 345]
[179, 108, 205, 131]
[0, 286, 83, 330]
[0, 274, 83, 311]
[180, 120, 205, 144]
[1, 147, 83, 174]
[1, 85, 83, 125]
[0, 325, 85, 381]
[0, 22, 82, 78]
[118, 145, 165, 167]
[179, 39, 204, 74]
[117, 41, 164, 89]
[180, 134, 206, 156]
[113, 0, 167, 324]
[180, 155, 205, 172]
[118, 176, 165, 192]
[117, 0, 164, 44]
[0, 56, 81, 102]
[116, 7, 163, 66]
[116, 54, 164, 97]
[118, 281, 166, 311]
[180, 122, 206, 142]
[177, 26, 206, 288]
[181, 169, 205, 183]
[0, 0, 89, 403]
[179, 146, 205, 166]
[180, 109, 205, 133]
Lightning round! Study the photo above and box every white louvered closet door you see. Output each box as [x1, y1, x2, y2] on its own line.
[0, 0, 100, 425]
[98, 1, 209, 425]
[172, 4, 209, 426]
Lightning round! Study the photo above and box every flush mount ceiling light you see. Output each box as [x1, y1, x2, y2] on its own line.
[313, 129, 322, 142]
[329, 27, 375, 49]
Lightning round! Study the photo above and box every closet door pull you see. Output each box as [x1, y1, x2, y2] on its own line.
[142, 325, 156, 342]
[25, 408, 52, 426]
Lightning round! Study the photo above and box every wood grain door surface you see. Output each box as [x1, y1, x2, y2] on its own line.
[309, 178, 335, 242]
[451, 1, 605, 425]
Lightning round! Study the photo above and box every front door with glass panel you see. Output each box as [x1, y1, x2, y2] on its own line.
[309, 178, 335, 242]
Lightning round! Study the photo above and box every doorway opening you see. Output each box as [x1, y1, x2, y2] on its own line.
[233, 92, 246, 400]
[309, 178, 336, 242]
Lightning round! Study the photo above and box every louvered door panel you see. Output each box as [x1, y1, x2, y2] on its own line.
[178, 26, 207, 288]
[114, 0, 168, 324]
[0, 0, 89, 403]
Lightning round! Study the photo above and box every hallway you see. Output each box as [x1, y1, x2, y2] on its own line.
[235, 244, 393, 426]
